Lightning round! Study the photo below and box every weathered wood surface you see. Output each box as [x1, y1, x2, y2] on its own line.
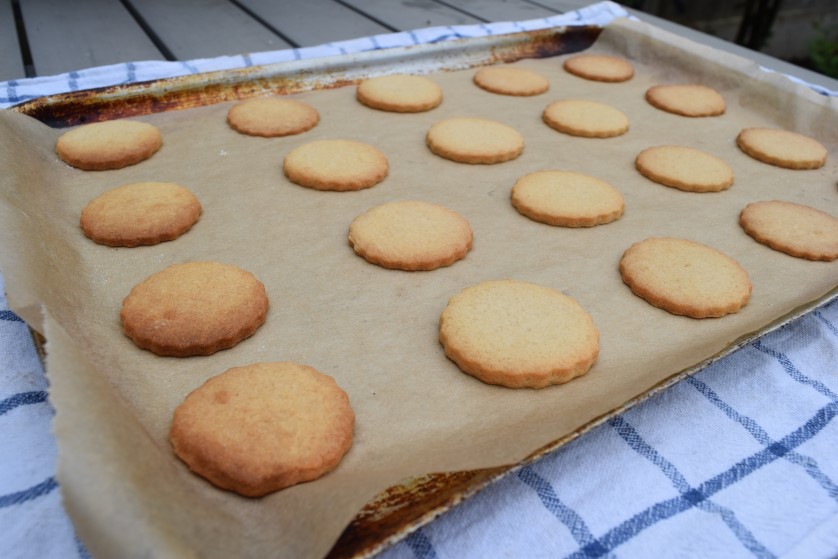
[0, 0, 25, 81]
[125, 0, 291, 60]
[2, 0, 836, 91]
[15, 0, 163, 77]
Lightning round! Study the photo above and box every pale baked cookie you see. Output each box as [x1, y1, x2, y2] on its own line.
[227, 97, 319, 137]
[439, 280, 599, 388]
[635, 145, 734, 192]
[645, 84, 726, 117]
[473, 66, 549, 96]
[740, 200, 838, 261]
[563, 54, 634, 82]
[348, 200, 473, 271]
[170, 362, 354, 497]
[80, 181, 201, 247]
[543, 99, 629, 138]
[356, 74, 442, 112]
[736, 128, 827, 169]
[426, 117, 524, 164]
[121, 262, 269, 357]
[56, 119, 162, 171]
[284, 139, 388, 191]
[620, 237, 751, 318]
[511, 170, 624, 227]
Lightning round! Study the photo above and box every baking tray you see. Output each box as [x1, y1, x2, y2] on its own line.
[3, 19, 837, 559]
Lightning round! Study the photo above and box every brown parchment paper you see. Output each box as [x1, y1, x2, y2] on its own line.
[1, 17, 837, 559]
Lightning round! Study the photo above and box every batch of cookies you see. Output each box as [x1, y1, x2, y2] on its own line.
[54, 52, 837, 498]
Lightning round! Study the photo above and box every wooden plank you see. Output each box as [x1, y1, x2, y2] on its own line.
[522, 0, 588, 13]
[126, 0, 290, 60]
[0, 0, 25, 81]
[18, 0, 164, 77]
[340, 0, 484, 30]
[439, 0, 557, 23]
[235, 0, 391, 47]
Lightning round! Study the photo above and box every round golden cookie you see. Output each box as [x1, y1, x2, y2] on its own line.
[283, 139, 388, 191]
[543, 99, 629, 138]
[80, 181, 201, 247]
[645, 84, 726, 117]
[736, 128, 827, 170]
[511, 170, 624, 227]
[56, 120, 162, 171]
[226, 97, 319, 137]
[121, 262, 269, 357]
[635, 145, 734, 192]
[348, 200, 473, 271]
[170, 362, 354, 497]
[740, 200, 838, 261]
[619, 237, 751, 318]
[439, 280, 600, 388]
[426, 117, 524, 164]
[473, 66, 549, 96]
[356, 74, 442, 113]
[563, 54, 634, 82]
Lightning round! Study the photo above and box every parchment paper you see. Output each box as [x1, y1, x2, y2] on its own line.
[1, 18, 836, 559]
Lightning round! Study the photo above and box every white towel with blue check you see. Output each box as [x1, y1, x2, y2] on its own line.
[1, 2, 837, 557]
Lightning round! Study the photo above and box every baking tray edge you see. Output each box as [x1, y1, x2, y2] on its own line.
[9, 25, 602, 128]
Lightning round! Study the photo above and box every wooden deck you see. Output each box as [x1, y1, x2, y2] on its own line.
[2, 0, 836, 90]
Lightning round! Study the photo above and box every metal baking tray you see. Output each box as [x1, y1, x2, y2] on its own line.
[9, 22, 838, 559]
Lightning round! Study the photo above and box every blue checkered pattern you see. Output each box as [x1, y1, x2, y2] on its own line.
[1, 2, 836, 557]
[0, 275, 90, 559]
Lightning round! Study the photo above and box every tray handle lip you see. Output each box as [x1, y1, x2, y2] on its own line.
[8, 25, 602, 128]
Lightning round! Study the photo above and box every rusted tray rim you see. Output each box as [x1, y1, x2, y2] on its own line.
[9, 25, 602, 128]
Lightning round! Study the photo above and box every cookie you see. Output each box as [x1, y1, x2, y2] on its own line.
[121, 262, 268, 357]
[563, 54, 634, 82]
[635, 145, 734, 192]
[348, 200, 473, 271]
[227, 97, 319, 137]
[543, 99, 629, 138]
[736, 128, 827, 170]
[645, 84, 726, 117]
[511, 170, 624, 227]
[439, 280, 599, 388]
[356, 74, 442, 113]
[473, 66, 549, 96]
[619, 237, 751, 318]
[56, 119, 162, 171]
[80, 181, 201, 247]
[170, 362, 354, 497]
[739, 200, 838, 261]
[283, 139, 388, 191]
[426, 117, 524, 164]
